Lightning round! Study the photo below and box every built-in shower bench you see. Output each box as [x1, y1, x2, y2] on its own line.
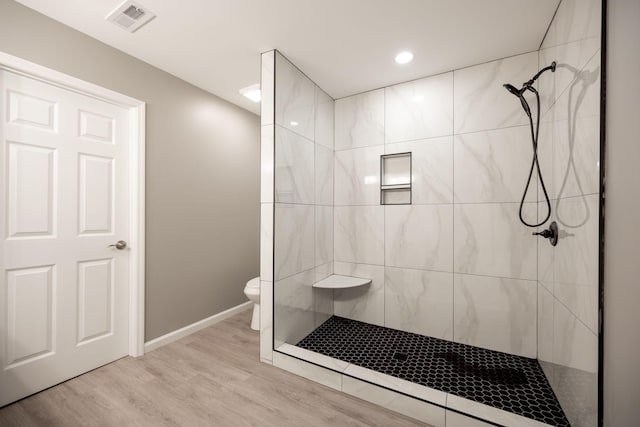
[312, 274, 371, 289]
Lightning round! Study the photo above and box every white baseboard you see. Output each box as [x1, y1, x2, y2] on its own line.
[144, 301, 253, 353]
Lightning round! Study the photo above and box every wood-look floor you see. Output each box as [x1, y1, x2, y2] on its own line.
[0, 309, 429, 426]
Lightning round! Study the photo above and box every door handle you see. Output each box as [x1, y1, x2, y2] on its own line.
[108, 240, 127, 250]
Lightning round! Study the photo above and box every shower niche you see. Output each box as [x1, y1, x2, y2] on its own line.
[262, 1, 603, 424]
[380, 152, 412, 205]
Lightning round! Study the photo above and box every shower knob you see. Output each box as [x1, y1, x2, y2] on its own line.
[532, 221, 558, 247]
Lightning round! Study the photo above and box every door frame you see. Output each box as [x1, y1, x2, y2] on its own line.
[0, 51, 146, 357]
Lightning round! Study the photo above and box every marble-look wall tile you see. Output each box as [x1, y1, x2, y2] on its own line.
[314, 286, 333, 328]
[385, 136, 453, 204]
[454, 52, 538, 134]
[454, 126, 537, 203]
[276, 343, 348, 372]
[385, 205, 454, 272]
[342, 376, 446, 427]
[315, 206, 333, 267]
[343, 364, 447, 405]
[260, 203, 274, 281]
[537, 201, 554, 290]
[445, 410, 494, 427]
[553, 195, 599, 332]
[259, 280, 273, 363]
[334, 206, 384, 265]
[536, 120, 554, 205]
[275, 126, 314, 204]
[275, 52, 315, 140]
[554, 281, 598, 335]
[546, 52, 601, 125]
[315, 144, 333, 206]
[553, 299, 598, 372]
[261, 125, 274, 203]
[334, 145, 385, 205]
[385, 267, 453, 340]
[385, 72, 454, 143]
[314, 262, 333, 283]
[315, 86, 334, 150]
[538, 38, 601, 115]
[274, 204, 314, 280]
[541, 0, 601, 49]
[454, 274, 537, 357]
[446, 394, 550, 427]
[454, 203, 537, 280]
[538, 283, 554, 363]
[334, 262, 385, 326]
[272, 351, 342, 390]
[314, 262, 334, 326]
[274, 269, 316, 346]
[261, 50, 275, 126]
[335, 89, 384, 150]
[552, 115, 600, 200]
[551, 54, 601, 200]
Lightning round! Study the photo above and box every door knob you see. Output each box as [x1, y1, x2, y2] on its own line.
[108, 240, 127, 250]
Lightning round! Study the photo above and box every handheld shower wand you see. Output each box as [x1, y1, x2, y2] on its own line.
[503, 83, 532, 117]
[503, 61, 556, 229]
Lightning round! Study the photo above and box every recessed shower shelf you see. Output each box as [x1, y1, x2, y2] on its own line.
[312, 274, 372, 289]
[380, 183, 411, 190]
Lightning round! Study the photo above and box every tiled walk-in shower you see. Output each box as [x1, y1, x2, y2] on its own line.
[259, 1, 602, 426]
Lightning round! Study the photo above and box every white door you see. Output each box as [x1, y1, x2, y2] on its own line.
[0, 70, 131, 406]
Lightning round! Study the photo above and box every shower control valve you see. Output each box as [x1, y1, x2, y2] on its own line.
[532, 221, 558, 247]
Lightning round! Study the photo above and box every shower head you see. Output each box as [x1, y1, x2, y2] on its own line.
[503, 83, 521, 96]
[503, 83, 532, 117]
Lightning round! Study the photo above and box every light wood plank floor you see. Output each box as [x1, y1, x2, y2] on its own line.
[0, 309, 430, 426]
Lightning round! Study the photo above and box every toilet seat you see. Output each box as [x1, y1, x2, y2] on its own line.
[245, 277, 260, 289]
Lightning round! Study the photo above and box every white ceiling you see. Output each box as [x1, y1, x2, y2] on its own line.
[15, 0, 560, 115]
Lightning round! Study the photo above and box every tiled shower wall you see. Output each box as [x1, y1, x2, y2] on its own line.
[264, 52, 336, 349]
[537, 0, 601, 426]
[333, 52, 543, 359]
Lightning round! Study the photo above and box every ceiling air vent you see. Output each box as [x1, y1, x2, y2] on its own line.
[106, 0, 156, 33]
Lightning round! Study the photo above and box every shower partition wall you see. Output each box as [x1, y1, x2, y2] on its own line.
[260, 1, 602, 425]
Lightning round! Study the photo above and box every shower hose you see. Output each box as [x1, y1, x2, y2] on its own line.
[520, 86, 552, 228]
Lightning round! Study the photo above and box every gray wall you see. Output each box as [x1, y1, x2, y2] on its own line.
[0, 0, 260, 340]
[604, 0, 640, 424]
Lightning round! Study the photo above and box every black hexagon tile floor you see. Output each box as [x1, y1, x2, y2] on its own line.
[297, 316, 570, 427]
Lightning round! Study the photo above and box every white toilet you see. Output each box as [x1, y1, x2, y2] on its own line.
[244, 277, 260, 331]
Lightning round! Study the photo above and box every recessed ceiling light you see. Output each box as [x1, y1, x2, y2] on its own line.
[290, 121, 299, 127]
[395, 51, 414, 64]
[239, 84, 261, 103]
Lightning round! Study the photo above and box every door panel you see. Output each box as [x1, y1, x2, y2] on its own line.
[5, 265, 55, 367]
[7, 90, 57, 131]
[78, 153, 114, 235]
[0, 70, 131, 406]
[77, 258, 114, 344]
[78, 110, 114, 144]
[7, 141, 56, 238]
